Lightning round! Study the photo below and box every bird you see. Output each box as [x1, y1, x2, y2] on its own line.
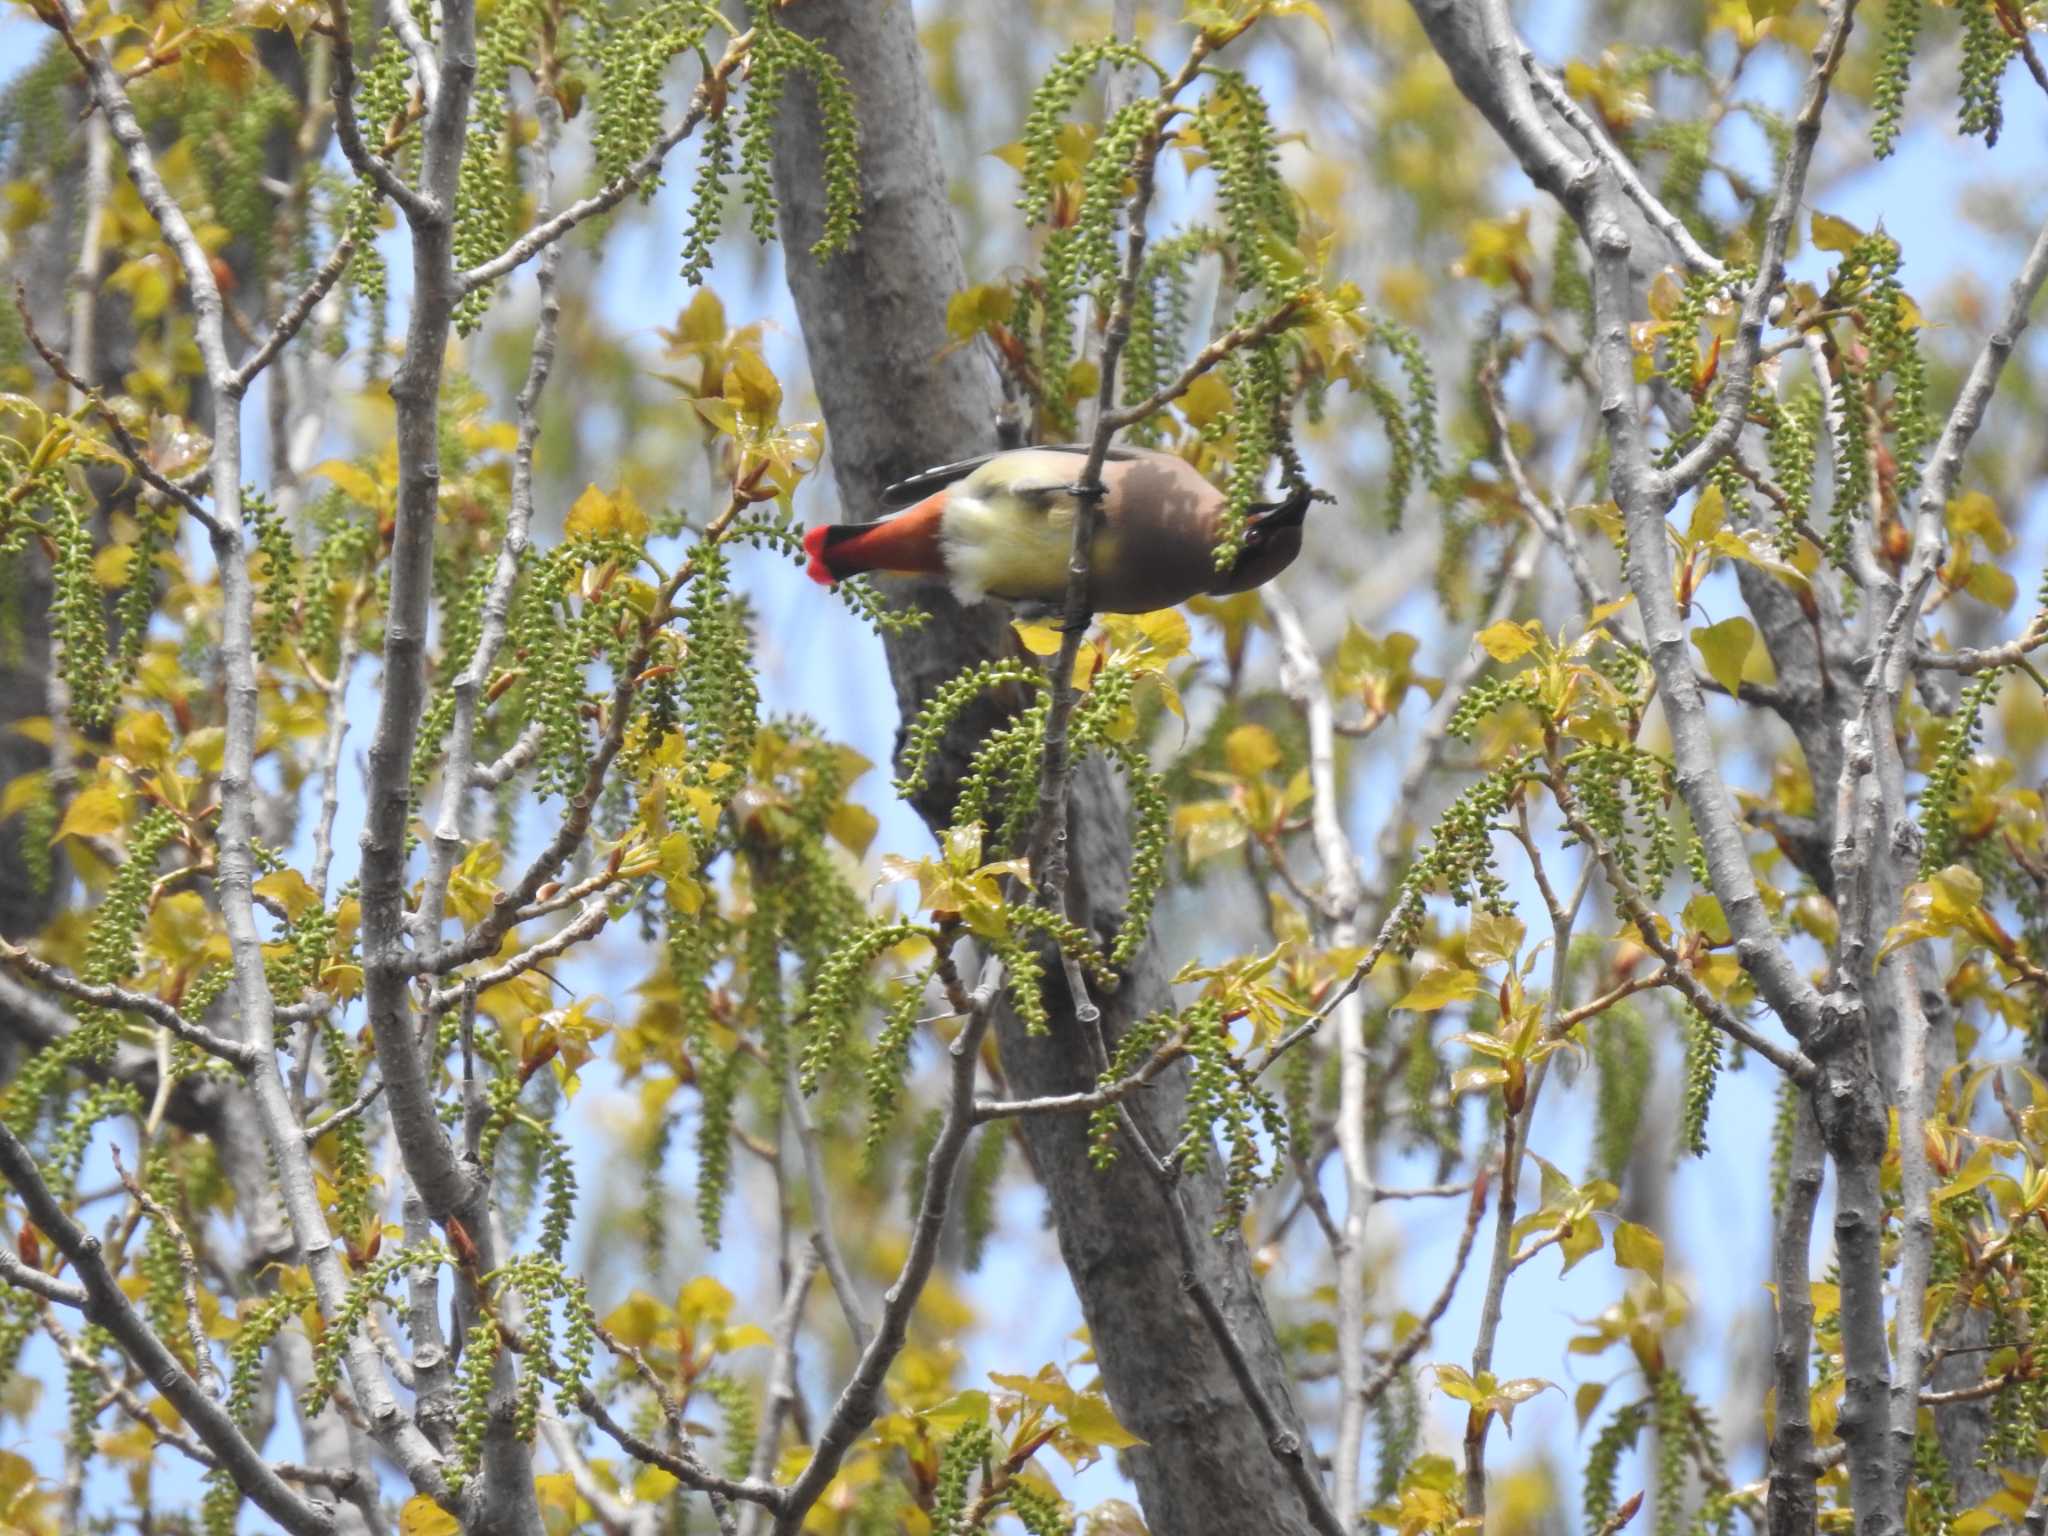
[800, 445, 1311, 615]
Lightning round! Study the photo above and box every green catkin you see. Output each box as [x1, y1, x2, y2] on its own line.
[1764, 387, 1822, 556]
[451, 1318, 501, 1489]
[1374, 1365, 1421, 1501]
[930, 1419, 994, 1535]
[1388, 754, 1532, 955]
[961, 1123, 1006, 1272]
[1593, 1009, 1652, 1184]
[1871, 0, 1921, 157]
[1919, 667, 2002, 873]
[1585, 1399, 1650, 1531]
[1826, 354, 1874, 569]
[695, 1047, 742, 1248]
[1653, 1369, 1690, 1536]
[46, 485, 114, 733]
[1016, 42, 1157, 225]
[860, 977, 927, 1176]
[679, 111, 737, 286]
[705, 1373, 758, 1480]
[739, 12, 863, 259]
[1769, 1073, 1800, 1210]
[1008, 1481, 1074, 1536]
[1857, 233, 1930, 503]
[1957, 0, 2015, 146]
[1677, 1009, 1721, 1159]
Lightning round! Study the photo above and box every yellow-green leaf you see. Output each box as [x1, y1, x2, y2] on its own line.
[1613, 1220, 1664, 1284]
[921, 1389, 989, 1433]
[1012, 621, 1063, 656]
[827, 800, 878, 860]
[114, 710, 173, 769]
[255, 870, 321, 922]
[1810, 210, 1864, 254]
[724, 348, 783, 424]
[55, 782, 126, 842]
[1691, 616, 1755, 698]
[0, 771, 46, 821]
[1467, 910, 1525, 970]
[565, 484, 619, 539]
[1963, 561, 2016, 612]
[601, 1291, 670, 1349]
[1397, 965, 1481, 1012]
[399, 1495, 460, 1535]
[1476, 620, 1539, 664]
[1224, 724, 1282, 778]
[1063, 1391, 1146, 1449]
[677, 1274, 735, 1328]
[311, 460, 380, 506]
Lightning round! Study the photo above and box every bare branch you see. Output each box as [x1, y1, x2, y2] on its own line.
[782, 1058, 871, 1352]
[1266, 584, 1370, 1524]
[322, 2, 438, 222]
[0, 1121, 334, 1536]
[1358, 1169, 1490, 1410]
[1101, 297, 1305, 432]
[737, 1250, 818, 1536]
[13, 285, 226, 538]
[419, 83, 568, 943]
[1663, 3, 1856, 494]
[0, 1246, 87, 1306]
[1547, 773, 1818, 1084]
[1524, 64, 1724, 281]
[0, 939, 257, 1071]
[109, 1144, 223, 1398]
[773, 954, 997, 1533]
[226, 236, 357, 398]
[1913, 619, 2048, 673]
[456, 31, 756, 295]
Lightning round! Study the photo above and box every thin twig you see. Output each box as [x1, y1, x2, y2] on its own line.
[226, 235, 357, 397]
[109, 1145, 223, 1398]
[782, 1057, 871, 1352]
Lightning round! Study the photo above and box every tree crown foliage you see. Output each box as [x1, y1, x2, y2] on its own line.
[0, 0, 2045, 1533]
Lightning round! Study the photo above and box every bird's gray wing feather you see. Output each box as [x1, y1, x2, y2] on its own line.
[878, 444, 1141, 510]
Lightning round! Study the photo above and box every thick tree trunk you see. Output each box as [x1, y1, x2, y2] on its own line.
[770, 5, 1319, 1531]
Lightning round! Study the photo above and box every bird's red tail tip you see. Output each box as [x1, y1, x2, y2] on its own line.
[801, 524, 838, 587]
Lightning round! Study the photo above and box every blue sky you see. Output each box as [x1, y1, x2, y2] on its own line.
[3, 1, 2047, 1528]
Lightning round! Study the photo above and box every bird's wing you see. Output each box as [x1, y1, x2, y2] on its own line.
[879, 444, 1143, 510]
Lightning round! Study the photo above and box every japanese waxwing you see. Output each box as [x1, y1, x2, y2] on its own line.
[800, 445, 1311, 614]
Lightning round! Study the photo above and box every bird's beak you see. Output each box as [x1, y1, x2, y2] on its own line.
[1209, 490, 1310, 595]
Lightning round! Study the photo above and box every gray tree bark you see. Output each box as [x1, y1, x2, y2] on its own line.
[769, 5, 1320, 1531]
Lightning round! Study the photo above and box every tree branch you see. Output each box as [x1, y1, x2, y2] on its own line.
[0, 1121, 335, 1536]
[455, 31, 755, 295]
[0, 939, 256, 1071]
[773, 956, 997, 1534]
